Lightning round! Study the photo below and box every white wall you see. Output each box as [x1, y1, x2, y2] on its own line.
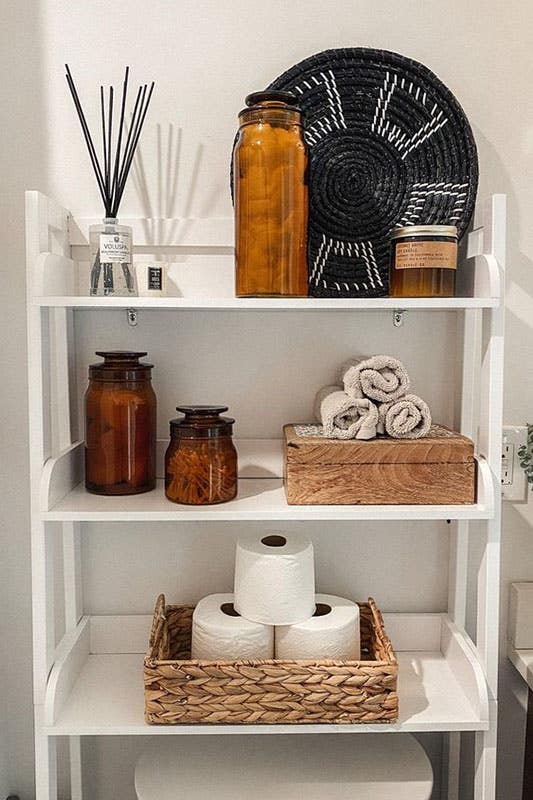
[0, 1, 46, 797]
[2, 0, 533, 797]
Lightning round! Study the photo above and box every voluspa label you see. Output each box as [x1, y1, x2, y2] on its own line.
[100, 231, 131, 264]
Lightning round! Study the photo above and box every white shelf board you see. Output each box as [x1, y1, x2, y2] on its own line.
[45, 612, 488, 736]
[42, 478, 493, 522]
[33, 295, 499, 310]
[507, 643, 533, 690]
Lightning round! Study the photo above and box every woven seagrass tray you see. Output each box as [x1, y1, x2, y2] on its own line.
[144, 594, 398, 725]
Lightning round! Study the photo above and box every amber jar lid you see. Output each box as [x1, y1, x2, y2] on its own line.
[245, 90, 299, 108]
[239, 90, 302, 126]
[169, 406, 235, 438]
[89, 351, 153, 382]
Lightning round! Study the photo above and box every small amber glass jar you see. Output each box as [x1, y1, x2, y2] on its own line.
[165, 406, 238, 505]
[85, 351, 156, 495]
[390, 225, 458, 298]
[233, 91, 308, 297]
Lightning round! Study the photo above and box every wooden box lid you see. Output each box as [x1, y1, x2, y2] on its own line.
[284, 424, 474, 465]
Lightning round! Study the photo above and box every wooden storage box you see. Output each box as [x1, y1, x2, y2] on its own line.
[144, 594, 398, 725]
[284, 424, 476, 505]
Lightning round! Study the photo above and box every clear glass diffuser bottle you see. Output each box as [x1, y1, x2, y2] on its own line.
[88, 218, 136, 296]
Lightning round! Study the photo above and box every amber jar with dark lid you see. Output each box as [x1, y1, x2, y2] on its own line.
[233, 91, 308, 298]
[165, 406, 238, 505]
[85, 351, 156, 496]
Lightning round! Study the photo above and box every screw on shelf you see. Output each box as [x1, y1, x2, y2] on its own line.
[393, 309, 406, 328]
[127, 308, 138, 327]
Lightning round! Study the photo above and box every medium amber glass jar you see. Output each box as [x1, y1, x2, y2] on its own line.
[85, 351, 156, 495]
[165, 406, 238, 505]
[390, 225, 458, 298]
[234, 91, 308, 297]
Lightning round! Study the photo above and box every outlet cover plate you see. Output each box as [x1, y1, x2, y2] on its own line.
[502, 426, 528, 502]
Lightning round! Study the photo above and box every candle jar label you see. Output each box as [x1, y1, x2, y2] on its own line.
[99, 232, 132, 263]
[395, 240, 457, 270]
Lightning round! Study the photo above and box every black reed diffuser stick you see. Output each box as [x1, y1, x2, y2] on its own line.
[65, 65, 154, 219]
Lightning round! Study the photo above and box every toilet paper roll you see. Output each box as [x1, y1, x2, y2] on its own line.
[275, 594, 361, 660]
[234, 533, 315, 625]
[191, 593, 274, 660]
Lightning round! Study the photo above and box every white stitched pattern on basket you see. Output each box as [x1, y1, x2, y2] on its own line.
[312, 234, 377, 293]
[398, 108, 449, 160]
[326, 70, 346, 129]
[292, 70, 347, 146]
[399, 182, 469, 226]
[361, 240, 383, 288]
[372, 75, 449, 159]
[371, 71, 397, 135]
[310, 234, 333, 284]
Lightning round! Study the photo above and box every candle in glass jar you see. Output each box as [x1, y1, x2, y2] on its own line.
[390, 225, 458, 298]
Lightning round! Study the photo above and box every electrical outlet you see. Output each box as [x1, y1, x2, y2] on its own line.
[502, 441, 514, 484]
[502, 426, 528, 502]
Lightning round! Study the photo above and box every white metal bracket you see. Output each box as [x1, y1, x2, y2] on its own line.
[393, 309, 406, 327]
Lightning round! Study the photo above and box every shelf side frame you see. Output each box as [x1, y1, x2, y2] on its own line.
[26, 190, 78, 800]
[472, 194, 505, 800]
[26, 191, 506, 800]
[445, 194, 505, 800]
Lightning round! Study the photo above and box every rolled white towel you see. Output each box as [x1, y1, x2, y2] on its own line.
[314, 385, 378, 440]
[341, 355, 410, 403]
[377, 401, 392, 435]
[381, 394, 432, 439]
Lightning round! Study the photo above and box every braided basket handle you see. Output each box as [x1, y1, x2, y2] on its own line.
[368, 596, 397, 664]
[148, 593, 167, 652]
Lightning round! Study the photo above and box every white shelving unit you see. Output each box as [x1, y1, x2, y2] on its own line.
[26, 190, 505, 799]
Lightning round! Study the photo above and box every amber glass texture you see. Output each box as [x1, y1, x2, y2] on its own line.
[234, 98, 308, 297]
[390, 234, 457, 298]
[85, 351, 156, 495]
[165, 406, 238, 505]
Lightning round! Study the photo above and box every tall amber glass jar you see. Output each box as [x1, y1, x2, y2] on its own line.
[165, 406, 238, 505]
[85, 351, 156, 495]
[234, 91, 308, 297]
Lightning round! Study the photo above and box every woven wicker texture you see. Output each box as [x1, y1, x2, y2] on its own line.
[144, 594, 398, 725]
[267, 48, 478, 297]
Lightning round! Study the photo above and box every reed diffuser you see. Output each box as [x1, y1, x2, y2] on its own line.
[65, 65, 155, 296]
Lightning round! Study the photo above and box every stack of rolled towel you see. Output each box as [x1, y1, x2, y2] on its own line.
[315, 355, 432, 440]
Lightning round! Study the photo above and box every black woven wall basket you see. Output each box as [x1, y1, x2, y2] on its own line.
[267, 48, 478, 297]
